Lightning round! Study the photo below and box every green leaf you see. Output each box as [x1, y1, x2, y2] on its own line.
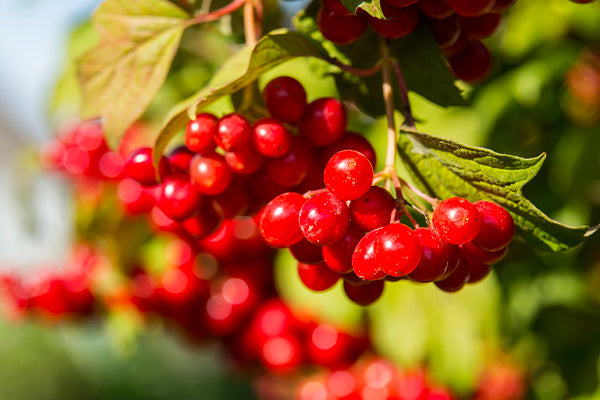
[154, 29, 331, 165]
[78, 0, 190, 147]
[340, 0, 385, 18]
[396, 128, 590, 252]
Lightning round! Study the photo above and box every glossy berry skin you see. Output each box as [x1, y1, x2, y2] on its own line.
[263, 76, 307, 124]
[418, 0, 455, 19]
[460, 13, 502, 39]
[408, 228, 450, 283]
[324, 150, 374, 201]
[352, 228, 388, 280]
[374, 223, 422, 277]
[322, 132, 377, 168]
[298, 98, 347, 147]
[434, 254, 470, 292]
[181, 205, 221, 238]
[299, 192, 350, 245]
[464, 256, 491, 284]
[157, 173, 203, 221]
[298, 262, 341, 291]
[185, 113, 217, 153]
[447, 0, 494, 17]
[322, 225, 364, 274]
[264, 136, 314, 187]
[349, 186, 396, 231]
[460, 242, 507, 265]
[343, 280, 384, 306]
[189, 153, 232, 195]
[368, 4, 420, 39]
[306, 324, 368, 368]
[224, 147, 263, 175]
[290, 239, 324, 264]
[252, 117, 292, 158]
[123, 147, 168, 186]
[167, 145, 195, 172]
[317, 6, 368, 45]
[471, 201, 515, 251]
[260, 192, 306, 248]
[432, 197, 481, 245]
[215, 113, 252, 151]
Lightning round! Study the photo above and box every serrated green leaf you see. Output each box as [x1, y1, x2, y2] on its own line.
[340, 0, 385, 18]
[153, 29, 331, 165]
[397, 128, 590, 252]
[78, 0, 190, 147]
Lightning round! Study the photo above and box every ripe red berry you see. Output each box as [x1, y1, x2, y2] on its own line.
[117, 178, 157, 215]
[167, 145, 195, 172]
[352, 228, 388, 280]
[123, 147, 168, 186]
[383, 0, 419, 6]
[343, 280, 384, 306]
[374, 223, 422, 277]
[322, 0, 353, 15]
[224, 147, 263, 175]
[263, 136, 314, 187]
[408, 227, 451, 283]
[190, 153, 233, 195]
[181, 205, 221, 238]
[185, 113, 217, 153]
[349, 186, 397, 231]
[418, 0, 455, 19]
[157, 173, 203, 221]
[434, 254, 470, 292]
[460, 242, 507, 265]
[460, 13, 502, 39]
[299, 192, 350, 245]
[471, 200, 515, 251]
[322, 225, 365, 274]
[215, 113, 252, 151]
[252, 117, 292, 158]
[324, 150, 374, 201]
[298, 98, 347, 146]
[260, 334, 303, 373]
[260, 192, 307, 248]
[322, 131, 377, 168]
[464, 256, 491, 284]
[429, 14, 461, 49]
[210, 178, 250, 218]
[317, 6, 368, 45]
[290, 239, 325, 264]
[263, 76, 307, 124]
[367, 4, 420, 39]
[446, 0, 494, 17]
[432, 197, 481, 245]
[298, 262, 341, 291]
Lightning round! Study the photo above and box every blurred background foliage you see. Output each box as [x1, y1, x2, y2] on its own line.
[2, 0, 600, 399]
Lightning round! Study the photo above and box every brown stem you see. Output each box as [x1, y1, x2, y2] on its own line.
[389, 170, 419, 228]
[391, 59, 415, 128]
[187, 0, 245, 25]
[380, 39, 397, 170]
[243, 0, 258, 46]
[332, 58, 382, 77]
[398, 177, 439, 207]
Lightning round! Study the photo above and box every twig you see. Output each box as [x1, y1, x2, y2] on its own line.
[187, 0, 245, 25]
[391, 59, 415, 128]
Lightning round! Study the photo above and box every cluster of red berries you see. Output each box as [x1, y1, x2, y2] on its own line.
[317, 0, 518, 83]
[0, 245, 98, 319]
[565, 47, 600, 125]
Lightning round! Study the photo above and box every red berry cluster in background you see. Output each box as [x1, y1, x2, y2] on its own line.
[316, 0, 518, 83]
[565, 47, 600, 126]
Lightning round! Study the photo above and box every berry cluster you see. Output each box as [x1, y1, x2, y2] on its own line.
[565, 47, 600, 126]
[317, 0, 518, 83]
[0, 245, 98, 319]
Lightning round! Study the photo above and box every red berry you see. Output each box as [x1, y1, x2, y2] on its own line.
[210, 178, 249, 218]
[181, 205, 221, 238]
[434, 254, 470, 292]
[432, 197, 481, 245]
[322, 225, 365, 274]
[460, 13, 502, 39]
[324, 150, 374, 201]
[429, 14, 461, 49]
[374, 223, 422, 277]
[215, 113, 252, 151]
[447, 0, 495, 16]
[299, 192, 350, 245]
[123, 147, 168, 186]
[290, 239, 325, 264]
[185, 113, 217, 153]
[117, 179, 157, 215]
[418, 0, 455, 19]
[306, 324, 367, 368]
[157, 173, 203, 221]
[260, 334, 303, 373]
[460, 242, 507, 265]
[263, 136, 314, 187]
[322, 0, 353, 15]
[383, 0, 419, 6]
[298, 98, 347, 146]
[471, 200, 515, 251]
[260, 192, 306, 248]
[317, 6, 368, 45]
[224, 147, 263, 175]
[263, 76, 307, 124]
[298, 262, 341, 291]
[408, 227, 451, 283]
[190, 153, 233, 195]
[349, 186, 397, 231]
[491, 0, 517, 12]
[352, 228, 388, 280]
[343, 280, 384, 306]
[367, 4, 420, 39]
[252, 117, 293, 158]
[167, 145, 195, 172]
[464, 256, 491, 284]
[322, 131, 377, 168]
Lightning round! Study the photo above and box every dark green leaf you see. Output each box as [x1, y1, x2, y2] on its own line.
[396, 127, 590, 252]
[154, 29, 331, 165]
[78, 0, 190, 147]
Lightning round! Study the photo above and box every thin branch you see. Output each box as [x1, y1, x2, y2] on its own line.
[391, 59, 415, 128]
[380, 38, 396, 170]
[243, 0, 258, 46]
[331, 58, 382, 77]
[187, 0, 245, 25]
